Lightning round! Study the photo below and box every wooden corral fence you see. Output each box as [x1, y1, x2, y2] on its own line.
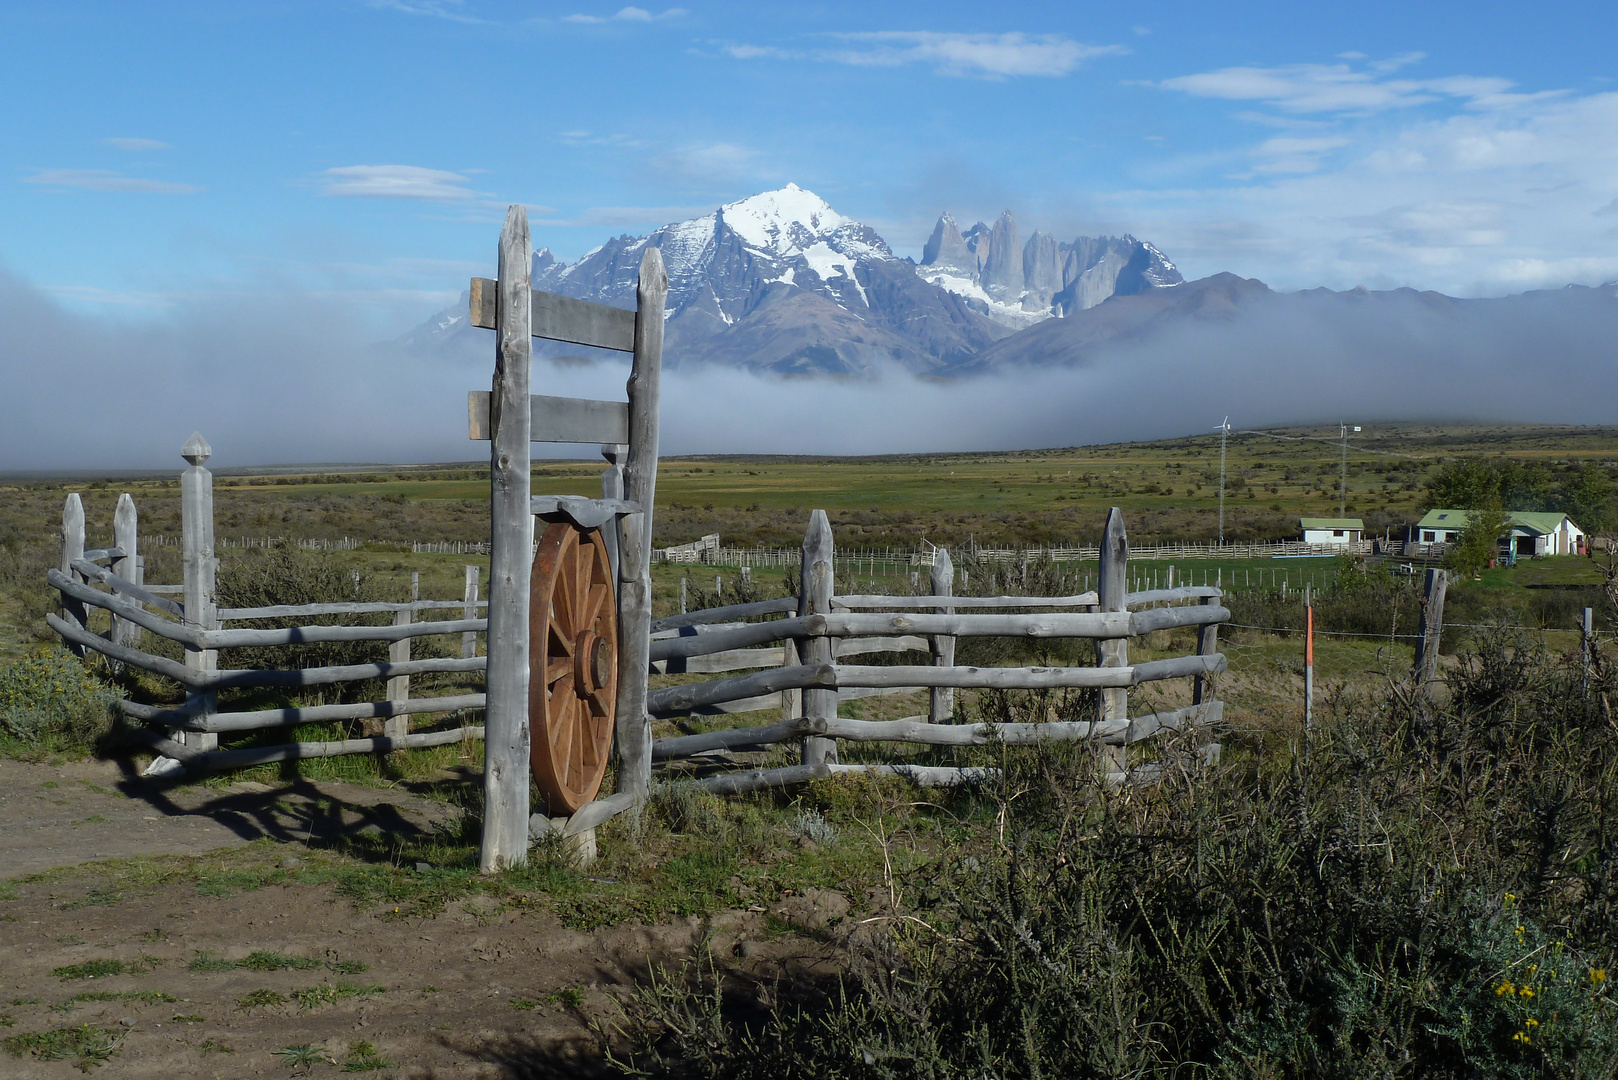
[656, 538, 1370, 570]
[47, 433, 490, 775]
[648, 506, 1230, 791]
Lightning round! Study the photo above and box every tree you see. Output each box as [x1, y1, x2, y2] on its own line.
[1445, 505, 1510, 578]
[1426, 458, 1504, 510]
[1564, 465, 1616, 537]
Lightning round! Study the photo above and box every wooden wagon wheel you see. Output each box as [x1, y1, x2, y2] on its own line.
[528, 521, 618, 814]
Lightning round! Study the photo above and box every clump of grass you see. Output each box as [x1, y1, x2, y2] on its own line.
[275, 1043, 334, 1069]
[236, 988, 286, 1010]
[186, 952, 236, 973]
[198, 1038, 233, 1054]
[171, 1014, 204, 1024]
[292, 981, 384, 1010]
[51, 958, 155, 980]
[58, 990, 176, 1010]
[340, 1040, 392, 1072]
[238, 950, 324, 972]
[2, 1022, 125, 1069]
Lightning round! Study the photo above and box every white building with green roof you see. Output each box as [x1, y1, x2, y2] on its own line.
[1299, 517, 1364, 545]
[1411, 509, 1587, 558]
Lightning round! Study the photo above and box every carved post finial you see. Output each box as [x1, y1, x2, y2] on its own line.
[181, 432, 212, 466]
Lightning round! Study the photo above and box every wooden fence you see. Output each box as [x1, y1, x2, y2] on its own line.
[656, 538, 1370, 570]
[647, 506, 1229, 791]
[48, 433, 489, 776]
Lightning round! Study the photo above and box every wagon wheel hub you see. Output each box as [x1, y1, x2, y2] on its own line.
[573, 631, 610, 698]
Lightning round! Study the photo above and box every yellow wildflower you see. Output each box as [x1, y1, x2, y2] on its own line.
[1504, 893, 1516, 904]
[1525, 1018, 1539, 1029]
[1520, 987, 1535, 999]
[1497, 981, 1515, 997]
[1527, 964, 1538, 975]
[1592, 969, 1608, 984]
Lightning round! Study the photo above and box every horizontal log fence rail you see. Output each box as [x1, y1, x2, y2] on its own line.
[48, 435, 490, 776]
[646, 507, 1229, 792]
[655, 538, 1370, 571]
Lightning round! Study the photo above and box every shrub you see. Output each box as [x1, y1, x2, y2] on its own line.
[0, 650, 116, 757]
[610, 636, 1618, 1078]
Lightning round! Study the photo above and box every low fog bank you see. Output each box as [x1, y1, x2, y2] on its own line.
[2, 267, 1614, 472]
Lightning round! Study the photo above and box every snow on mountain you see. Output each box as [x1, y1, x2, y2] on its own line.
[410, 185, 1179, 375]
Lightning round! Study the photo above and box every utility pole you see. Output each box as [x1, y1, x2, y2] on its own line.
[1338, 423, 1361, 517]
[1218, 416, 1231, 545]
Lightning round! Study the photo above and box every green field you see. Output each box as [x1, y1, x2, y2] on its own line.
[2, 421, 1614, 659]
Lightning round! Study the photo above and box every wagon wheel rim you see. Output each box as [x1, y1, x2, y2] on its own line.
[528, 521, 618, 815]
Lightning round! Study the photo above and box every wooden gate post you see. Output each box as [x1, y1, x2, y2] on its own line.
[58, 494, 87, 655]
[929, 547, 955, 724]
[1413, 568, 1448, 699]
[1096, 508, 1129, 776]
[180, 433, 219, 751]
[613, 246, 668, 802]
[799, 510, 838, 766]
[112, 494, 140, 649]
[481, 206, 535, 872]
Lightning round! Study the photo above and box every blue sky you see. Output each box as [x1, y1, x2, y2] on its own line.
[5, 1, 1618, 335]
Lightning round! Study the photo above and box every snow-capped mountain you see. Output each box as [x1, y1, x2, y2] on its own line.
[409, 185, 1181, 375]
[919, 210, 1183, 328]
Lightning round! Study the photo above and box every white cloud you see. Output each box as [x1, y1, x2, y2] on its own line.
[23, 169, 200, 194]
[363, 0, 483, 23]
[651, 142, 760, 185]
[565, 6, 684, 23]
[102, 137, 172, 152]
[1112, 87, 1618, 295]
[726, 31, 1124, 79]
[1159, 55, 1532, 114]
[317, 165, 485, 201]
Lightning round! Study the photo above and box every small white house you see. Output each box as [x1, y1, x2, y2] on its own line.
[1300, 517, 1364, 545]
[1412, 510, 1588, 558]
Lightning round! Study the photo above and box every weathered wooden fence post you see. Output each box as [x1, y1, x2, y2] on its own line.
[112, 493, 140, 650]
[481, 205, 534, 872]
[461, 566, 480, 659]
[1413, 568, 1448, 699]
[1096, 508, 1128, 776]
[384, 572, 416, 740]
[600, 443, 627, 583]
[58, 494, 86, 655]
[613, 246, 668, 802]
[929, 547, 955, 724]
[799, 510, 837, 766]
[180, 433, 219, 752]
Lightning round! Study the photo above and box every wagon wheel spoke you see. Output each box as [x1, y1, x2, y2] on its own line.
[570, 699, 588, 782]
[587, 686, 611, 719]
[578, 582, 607, 633]
[546, 656, 572, 685]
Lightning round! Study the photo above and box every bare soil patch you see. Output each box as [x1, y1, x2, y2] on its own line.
[0, 760, 841, 1077]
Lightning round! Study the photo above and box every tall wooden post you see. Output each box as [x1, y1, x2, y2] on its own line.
[461, 566, 480, 660]
[180, 433, 218, 752]
[1096, 508, 1128, 776]
[1193, 593, 1219, 708]
[613, 246, 668, 801]
[112, 494, 139, 649]
[799, 510, 838, 766]
[929, 547, 955, 724]
[58, 494, 87, 655]
[481, 206, 534, 872]
[1413, 568, 1447, 699]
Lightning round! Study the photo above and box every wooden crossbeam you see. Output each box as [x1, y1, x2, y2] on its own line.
[468, 391, 630, 444]
[469, 277, 636, 353]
